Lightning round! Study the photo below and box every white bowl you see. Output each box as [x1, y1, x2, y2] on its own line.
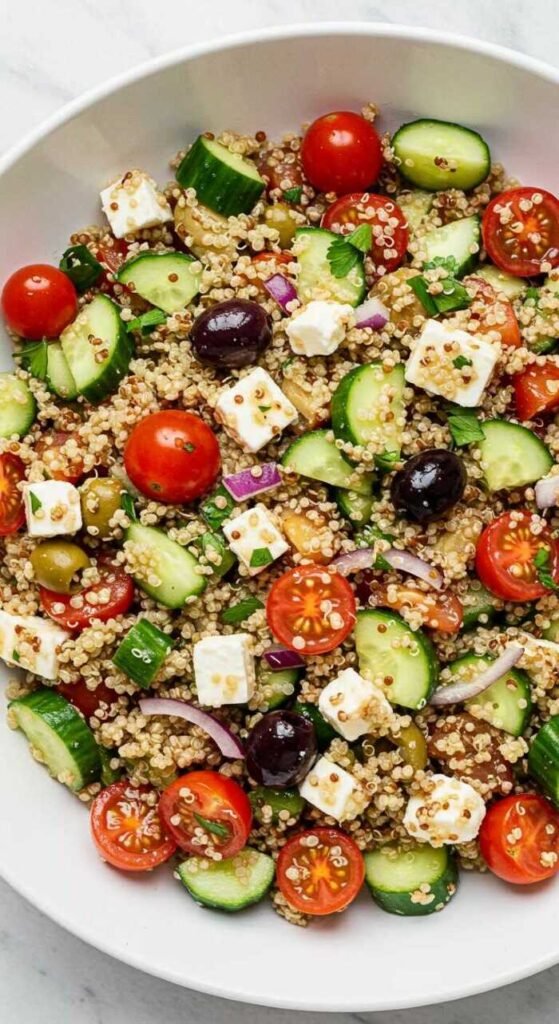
[1, 23, 558, 1013]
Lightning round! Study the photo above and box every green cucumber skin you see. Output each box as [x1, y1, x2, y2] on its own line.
[117, 252, 201, 315]
[281, 429, 373, 496]
[461, 583, 500, 630]
[335, 488, 374, 527]
[0, 373, 36, 438]
[364, 846, 459, 917]
[176, 135, 264, 217]
[478, 420, 553, 492]
[392, 119, 490, 192]
[125, 522, 206, 608]
[475, 265, 527, 300]
[249, 785, 305, 825]
[178, 850, 275, 911]
[46, 343, 79, 401]
[331, 363, 405, 451]
[355, 609, 438, 710]
[419, 216, 481, 278]
[257, 665, 300, 711]
[60, 295, 133, 404]
[10, 689, 101, 791]
[448, 653, 532, 737]
[528, 717, 559, 806]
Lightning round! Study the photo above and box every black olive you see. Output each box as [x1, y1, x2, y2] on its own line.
[190, 299, 272, 369]
[390, 448, 467, 523]
[246, 710, 318, 788]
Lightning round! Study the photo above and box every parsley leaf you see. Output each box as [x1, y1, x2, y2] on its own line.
[249, 546, 273, 568]
[347, 223, 373, 253]
[11, 649, 20, 663]
[374, 553, 392, 572]
[29, 491, 42, 514]
[534, 547, 559, 591]
[375, 449, 400, 472]
[446, 406, 485, 447]
[126, 309, 166, 335]
[453, 355, 473, 370]
[120, 492, 137, 521]
[258, 405, 271, 413]
[201, 485, 236, 531]
[283, 186, 302, 204]
[221, 597, 264, 624]
[193, 813, 231, 839]
[326, 224, 371, 279]
[424, 255, 459, 275]
[525, 286, 541, 302]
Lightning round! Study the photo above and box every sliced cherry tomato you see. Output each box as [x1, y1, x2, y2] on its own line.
[257, 152, 303, 195]
[251, 251, 292, 274]
[96, 238, 129, 276]
[124, 410, 220, 505]
[322, 193, 408, 273]
[475, 510, 559, 602]
[35, 430, 84, 484]
[482, 187, 559, 277]
[467, 276, 521, 348]
[159, 771, 252, 859]
[40, 561, 134, 631]
[479, 793, 559, 884]
[277, 827, 365, 915]
[57, 679, 118, 718]
[356, 576, 463, 633]
[267, 564, 356, 655]
[1, 264, 77, 339]
[514, 360, 559, 420]
[301, 112, 383, 195]
[0, 453, 26, 535]
[90, 781, 176, 872]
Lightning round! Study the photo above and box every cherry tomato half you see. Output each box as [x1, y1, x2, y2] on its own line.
[266, 564, 356, 655]
[91, 781, 176, 872]
[159, 771, 252, 859]
[35, 430, 84, 484]
[57, 679, 118, 719]
[124, 410, 221, 505]
[1, 264, 77, 340]
[467, 276, 521, 349]
[322, 193, 408, 274]
[0, 453, 26, 536]
[514, 360, 559, 421]
[482, 187, 559, 277]
[356, 575, 463, 634]
[301, 112, 383, 195]
[96, 238, 129, 276]
[277, 827, 365, 915]
[479, 793, 559, 885]
[475, 510, 559, 602]
[40, 561, 134, 631]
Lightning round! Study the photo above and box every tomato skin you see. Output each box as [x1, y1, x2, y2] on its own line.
[482, 187, 559, 277]
[35, 430, 84, 484]
[124, 410, 221, 505]
[91, 782, 176, 872]
[96, 239, 128, 276]
[277, 827, 365, 915]
[357, 577, 463, 633]
[301, 112, 383, 195]
[0, 453, 26, 535]
[1, 264, 77, 339]
[475, 511, 559, 602]
[267, 564, 356, 655]
[322, 193, 408, 273]
[40, 562, 134, 631]
[159, 771, 252, 859]
[514, 360, 559, 421]
[467, 276, 521, 349]
[479, 793, 559, 884]
[57, 679, 117, 719]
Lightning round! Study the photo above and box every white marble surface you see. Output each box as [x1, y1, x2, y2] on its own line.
[1, 1, 559, 1021]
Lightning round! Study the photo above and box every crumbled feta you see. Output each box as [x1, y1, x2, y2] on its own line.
[193, 632, 255, 707]
[299, 756, 367, 822]
[318, 667, 394, 742]
[0, 609, 69, 680]
[215, 367, 297, 453]
[100, 169, 172, 238]
[222, 504, 288, 575]
[405, 318, 500, 407]
[403, 773, 486, 846]
[286, 300, 354, 357]
[23, 481, 82, 538]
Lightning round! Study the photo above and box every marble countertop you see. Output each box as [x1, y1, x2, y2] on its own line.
[2, 1, 559, 1021]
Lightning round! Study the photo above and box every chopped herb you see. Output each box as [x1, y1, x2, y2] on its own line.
[326, 223, 371, 279]
[347, 223, 373, 253]
[409, 275, 438, 316]
[525, 286, 541, 302]
[374, 553, 392, 572]
[201, 485, 236, 531]
[446, 406, 485, 447]
[249, 546, 273, 568]
[283, 186, 302, 204]
[258, 405, 271, 413]
[193, 813, 231, 839]
[424, 255, 459, 274]
[120, 492, 137, 521]
[59, 245, 102, 293]
[19, 340, 48, 381]
[126, 309, 167, 335]
[534, 547, 559, 592]
[435, 278, 471, 314]
[453, 355, 473, 370]
[12, 649, 20, 663]
[375, 449, 399, 472]
[29, 491, 42, 514]
[221, 597, 264, 624]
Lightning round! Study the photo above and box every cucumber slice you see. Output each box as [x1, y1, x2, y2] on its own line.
[257, 663, 300, 711]
[524, 274, 559, 354]
[397, 190, 433, 233]
[331, 363, 405, 453]
[461, 581, 501, 630]
[292, 700, 336, 750]
[528, 716, 559, 806]
[475, 265, 527, 301]
[543, 619, 559, 642]
[9, 689, 101, 791]
[126, 522, 206, 608]
[176, 135, 265, 217]
[392, 118, 490, 192]
[178, 848, 275, 911]
[46, 342, 78, 400]
[295, 227, 366, 307]
[364, 842, 458, 916]
[335, 488, 374, 527]
[98, 746, 123, 786]
[477, 419, 553, 491]
[446, 652, 532, 736]
[0, 373, 36, 438]
[282, 429, 373, 495]
[117, 252, 201, 315]
[354, 609, 438, 710]
[418, 216, 481, 277]
[60, 295, 133, 403]
[249, 785, 304, 825]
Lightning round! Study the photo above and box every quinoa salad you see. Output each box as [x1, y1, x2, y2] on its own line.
[1, 105, 559, 924]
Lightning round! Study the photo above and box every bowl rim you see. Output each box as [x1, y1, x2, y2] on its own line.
[1, 21, 559, 1011]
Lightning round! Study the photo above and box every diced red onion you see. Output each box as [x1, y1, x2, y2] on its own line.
[262, 644, 306, 671]
[222, 463, 281, 501]
[331, 548, 376, 576]
[354, 297, 389, 330]
[263, 273, 298, 312]
[138, 698, 245, 759]
[430, 644, 524, 707]
[332, 546, 443, 589]
[535, 473, 559, 510]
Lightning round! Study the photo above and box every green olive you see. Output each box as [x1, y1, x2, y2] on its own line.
[30, 541, 91, 594]
[80, 477, 122, 537]
[263, 203, 297, 249]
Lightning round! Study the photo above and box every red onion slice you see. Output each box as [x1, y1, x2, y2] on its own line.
[222, 463, 281, 501]
[332, 546, 443, 589]
[139, 698, 245, 759]
[263, 273, 298, 312]
[331, 548, 376, 576]
[535, 473, 559, 510]
[354, 297, 389, 330]
[430, 644, 524, 707]
[262, 645, 306, 671]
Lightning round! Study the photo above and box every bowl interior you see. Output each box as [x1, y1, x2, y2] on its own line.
[1, 25, 558, 1012]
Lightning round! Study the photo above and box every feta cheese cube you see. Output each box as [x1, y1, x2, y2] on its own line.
[0, 609, 69, 680]
[100, 169, 172, 238]
[299, 756, 367, 822]
[318, 667, 394, 742]
[405, 318, 500, 407]
[215, 367, 297, 453]
[193, 632, 255, 707]
[403, 773, 486, 846]
[286, 300, 354, 357]
[222, 504, 288, 575]
[23, 481, 82, 538]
